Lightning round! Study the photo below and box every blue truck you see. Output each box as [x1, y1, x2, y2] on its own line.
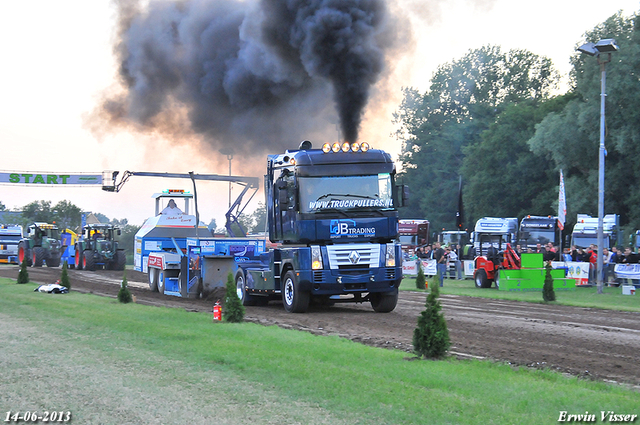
[238, 141, 404, 313]
[146, 141, 406, 313]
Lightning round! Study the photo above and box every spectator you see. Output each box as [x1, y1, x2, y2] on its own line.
[447, 246, 461, 279]
[535, 243, 544, 254]
[454, 244, 464, 279]
[433, 242, 446, 287]
[602, 247, 613, 284]
[563, 248, 572, 262]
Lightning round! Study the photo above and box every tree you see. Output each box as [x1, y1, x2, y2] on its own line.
[413, 278, 450, 359]
[60, 260, 71, 290]
[395, 46, 559, 231]
[223, 272, 245, 322]
[17, 257, 29, 284]
[53, 200, 82, 230]
[118, 270, 133, 303]
[249, 202, 267, 234]
[529, 11, 640, 230]
[21, 200, 53, 223]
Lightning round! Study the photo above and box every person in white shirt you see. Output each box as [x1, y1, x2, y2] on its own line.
[161, 199, 183, 215]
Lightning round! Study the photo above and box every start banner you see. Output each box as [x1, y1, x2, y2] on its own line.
[0, 172, 103, 185]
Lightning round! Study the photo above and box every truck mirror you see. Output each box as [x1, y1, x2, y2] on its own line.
[395, 184, 409, 207]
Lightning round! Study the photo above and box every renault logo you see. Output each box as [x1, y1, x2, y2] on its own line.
[349, 250, 361, 264]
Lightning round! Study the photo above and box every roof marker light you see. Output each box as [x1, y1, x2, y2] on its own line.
[332, 142, 341, 153]
[361, 142, 370, 152]
[351, 142, 360, 152]
[341, 142, 350, 152]
[322, 143, 331, 153]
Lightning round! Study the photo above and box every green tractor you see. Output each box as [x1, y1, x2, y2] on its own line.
[17, 222, 63, 268]
[75, 223, 126, 271]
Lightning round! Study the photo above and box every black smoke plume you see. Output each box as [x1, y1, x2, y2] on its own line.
[95, 0, 400, 155]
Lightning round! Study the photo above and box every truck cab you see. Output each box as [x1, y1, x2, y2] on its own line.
[518, 215, 560, 251]
[570, 214, 619, 249]
[237, 141, 405, 313]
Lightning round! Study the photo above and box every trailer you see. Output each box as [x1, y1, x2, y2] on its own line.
[147, 237, 266, 298]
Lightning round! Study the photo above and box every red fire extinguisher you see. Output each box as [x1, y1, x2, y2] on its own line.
[213, 300, 222, 322]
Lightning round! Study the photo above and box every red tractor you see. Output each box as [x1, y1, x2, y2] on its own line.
[473, 234, 521, 289]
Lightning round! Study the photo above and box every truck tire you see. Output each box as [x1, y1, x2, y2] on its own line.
[370, 289, 398, 313]
[18, 242, 31, 266]
[282, 270, 309, 313]
[235, 270, 257, 306]
[31, 247, 45, 267]
[114, 250, 126, 271]
[475, 269, 491, 288]
[157, 269, 166, 294]
[148, 268, 158, 292]
[46, 255, 61, 268]
[75, 247, 83, 270]
[83, 250, 96, 271]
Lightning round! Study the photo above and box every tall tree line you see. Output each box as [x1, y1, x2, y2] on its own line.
[395, 11, 640, 240]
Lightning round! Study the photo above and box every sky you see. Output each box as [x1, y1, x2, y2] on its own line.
[1, 0, 638, 228]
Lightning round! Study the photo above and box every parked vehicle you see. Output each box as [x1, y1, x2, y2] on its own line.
[17, 223, 63, 268]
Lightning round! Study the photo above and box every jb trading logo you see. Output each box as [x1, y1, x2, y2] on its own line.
[330, 220, 376, 238]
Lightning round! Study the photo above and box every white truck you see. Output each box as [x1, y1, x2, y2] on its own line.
[0, 224, 23, 264]
[570, 214, 620, 249]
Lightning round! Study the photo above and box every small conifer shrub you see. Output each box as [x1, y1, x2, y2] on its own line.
[413, 276, 450, 359]
[17, 256, 29, 284]
[223, 272, 245, 323]
[60, 260, 71, 290]
[118, 269, 133, 303]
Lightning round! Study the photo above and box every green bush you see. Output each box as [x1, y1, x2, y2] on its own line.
[415, 261, 426, 289]
[413, 276, 450, 359]
[543, 262, 556, 302]
[117, 270, 133, 304]
[223, 272, 245, 323]
[60, 260, 70, 290]
[17, 257, 29, 284]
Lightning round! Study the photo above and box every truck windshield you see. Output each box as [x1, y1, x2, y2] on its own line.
[521, 230, 555, 246]
[299, 173, 393, 213]
[572, 236, 609, 249]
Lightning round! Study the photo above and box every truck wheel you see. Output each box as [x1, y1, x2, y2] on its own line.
[148, 268, 158, 292]
[236, 270, 257, 306]
[18, 242, 31, 266]
[475, 269, 491, 288]
[114, 250, 126, 271]
[75, 247, 83, 270]
[370, 289, 398, 313]
[46, 255, 61, 268]
[31, 247, 45, 267]
[83, 250, 96, 271]
[282, 270, 309, 313]
[157, 269, 166, 294]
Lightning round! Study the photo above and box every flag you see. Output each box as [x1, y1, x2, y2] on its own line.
[558, 170, 566, 230]
[456, 175, 463, 230]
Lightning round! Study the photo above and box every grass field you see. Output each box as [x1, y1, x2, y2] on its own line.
[400, 276, 640, 312]
[1, 278, 639, 424]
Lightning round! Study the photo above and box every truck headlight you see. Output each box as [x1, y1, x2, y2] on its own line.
[385, 243, 396, 267]
[311, 245, 323, 270]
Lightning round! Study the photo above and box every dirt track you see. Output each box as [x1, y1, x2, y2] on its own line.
[3, 265, 640, 388]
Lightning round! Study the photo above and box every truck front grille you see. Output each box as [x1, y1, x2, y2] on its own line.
[326, 244, 380, 270]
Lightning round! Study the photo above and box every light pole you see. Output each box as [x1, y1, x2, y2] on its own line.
[577, 38, 618, 294]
